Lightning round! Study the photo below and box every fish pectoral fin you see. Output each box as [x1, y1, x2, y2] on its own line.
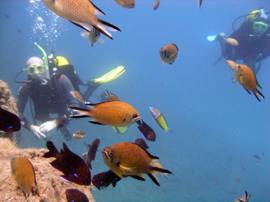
[148, 173, 160, 186]
[89, 121, 104, 125]
[112, 126, 128, 134]
[118, 164, 136, 172]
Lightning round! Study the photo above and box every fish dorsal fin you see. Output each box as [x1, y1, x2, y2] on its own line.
[85, 100, 117, 106]
[131, 143, 159, 159]
[44, 141, 59, 158]
[89, 1, 106, 16]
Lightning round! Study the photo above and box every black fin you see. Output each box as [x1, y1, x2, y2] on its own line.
[244, 88, 251, 94]
[256, 78, 262, 89]
[89, 121, 104, 125]
[150, 166, 172, 174]
[70, 21, 89, 32]
[69, 105, 89, 111]
[98, 19, 121, 32]
[256, 89, 265, 99]
[254, 92, 261, 102]
[71, 115, 89, 118]
[90, 1, 106, 15]
[94, 25, 113, 40]
[127, 175, 145, 181]
[43, 141, 58, 158]
[134, 138, 149, 150]
[132, 143, 158, 159]
[147, 173, 160, 186]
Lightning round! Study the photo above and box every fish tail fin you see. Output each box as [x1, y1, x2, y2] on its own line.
[43, 141, 58, 158]
[148, 160, 172, 186]
[256, 89, 265, 99]
[95, 19, 121, 40]
[69, 105, 92, 118]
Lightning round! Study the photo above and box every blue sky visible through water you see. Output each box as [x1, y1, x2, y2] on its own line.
[0, 0, 270, 201]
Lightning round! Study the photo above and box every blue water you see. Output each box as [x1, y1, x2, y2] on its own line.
[1, 0, 270, 201]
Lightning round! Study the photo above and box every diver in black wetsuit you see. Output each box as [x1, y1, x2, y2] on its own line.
[17, 52, 125, 141]
[217, 9, 270, 73]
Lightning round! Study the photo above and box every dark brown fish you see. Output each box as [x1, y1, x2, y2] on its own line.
[66, 189, 89, 202]
[134, 138, 149, 150]
[0, 107, 21, 132]
[160, 43, 178, 64]
[10, 157, 38, 198]
[92, 170, 121, 190]
[85, 138, 100, 169]
[235, 191, 250, 202]
[43, 141, 91, 185]
[136, 120, 156, 141]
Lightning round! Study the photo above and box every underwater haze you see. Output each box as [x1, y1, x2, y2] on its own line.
[1, 0, 270, 201]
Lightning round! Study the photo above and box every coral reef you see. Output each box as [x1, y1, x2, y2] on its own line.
[0, 138, 94, 202]
[0, 80, 19, 141]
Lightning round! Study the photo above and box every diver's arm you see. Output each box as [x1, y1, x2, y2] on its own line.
[17, 84, 31, 129]
[230, 20, 252, 38]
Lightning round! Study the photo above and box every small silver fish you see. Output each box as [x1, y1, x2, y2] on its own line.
[72, 130, 86, 139]
[81, 27, 103, 46]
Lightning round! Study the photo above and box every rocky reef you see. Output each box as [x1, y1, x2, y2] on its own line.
[0, 138, 94, 202]
[0, 80, 94, 201]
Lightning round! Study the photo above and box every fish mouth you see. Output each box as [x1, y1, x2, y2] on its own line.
[102, 150, 110, 160]
[133, 116, 141, 122]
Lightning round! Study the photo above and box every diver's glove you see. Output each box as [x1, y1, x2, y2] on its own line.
[29, 124, 47, 139]
[39, 119, 58, 135]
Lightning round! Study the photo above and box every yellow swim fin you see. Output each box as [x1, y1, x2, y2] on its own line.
[91, 65, 126, 84]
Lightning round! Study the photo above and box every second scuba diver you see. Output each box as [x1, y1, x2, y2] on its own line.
[17, 43, 125, 140]
[211, 9, 270, 73]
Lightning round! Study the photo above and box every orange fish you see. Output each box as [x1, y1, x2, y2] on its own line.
[102, 142, 172, 186]
[69, 100, 141, 126]
[234, 64, 264, 101]
[43, 0, 121, 39]
[69, 100, 157, 141]
[10, 157, 38, 198]
[114, 0, 135, 8]
[160, 43, 178, 64]
[70, 90, 84, 103]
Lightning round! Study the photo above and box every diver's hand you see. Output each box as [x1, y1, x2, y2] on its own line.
[39, 120, 58, 135]
[29, 124, 47, 139]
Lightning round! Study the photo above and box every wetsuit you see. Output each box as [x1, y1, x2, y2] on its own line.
[18, 64, 98, 140]
[218, 17, 270, 73]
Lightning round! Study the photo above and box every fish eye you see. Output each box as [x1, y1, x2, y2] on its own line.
[132, 114, 138, 118]
[109, 151, 113, 158]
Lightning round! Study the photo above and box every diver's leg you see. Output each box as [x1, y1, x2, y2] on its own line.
[83, 81, 100, 100]
[57, 74, 81, 105]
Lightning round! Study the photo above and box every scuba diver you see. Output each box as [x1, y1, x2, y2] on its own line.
[210, 8, 270, 73]
[16, 43, 125, 140]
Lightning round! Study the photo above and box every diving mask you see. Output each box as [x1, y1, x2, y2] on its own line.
[26, 64, 45, 76]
